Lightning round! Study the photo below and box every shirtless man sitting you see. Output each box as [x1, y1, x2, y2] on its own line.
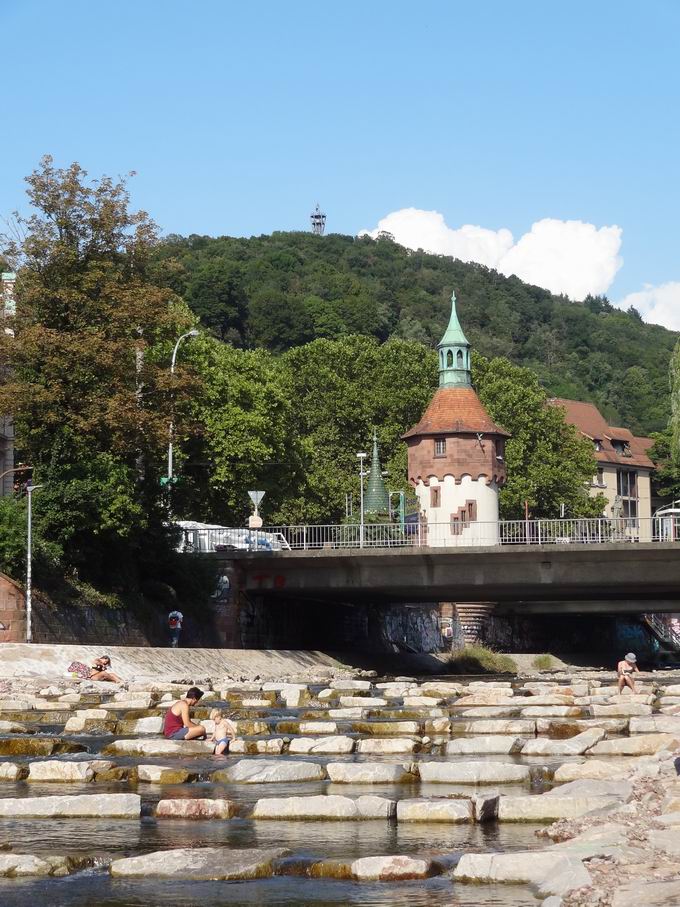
[162, 687, 207, 740]
[617, 652, 640, 694]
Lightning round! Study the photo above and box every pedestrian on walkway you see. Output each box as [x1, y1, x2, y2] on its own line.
[168, 610, 184, 648]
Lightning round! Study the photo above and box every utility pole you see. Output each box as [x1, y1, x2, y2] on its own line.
[356, 452, 368, 548]
[26, 482, 43, 644]
[164, 329, 199, 510]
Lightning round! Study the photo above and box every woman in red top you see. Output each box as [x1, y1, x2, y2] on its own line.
[163, 687, 206, 740]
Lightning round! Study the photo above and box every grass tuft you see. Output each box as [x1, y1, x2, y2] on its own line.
[532, 654, 555, 671]
[445, 644, 517, 675]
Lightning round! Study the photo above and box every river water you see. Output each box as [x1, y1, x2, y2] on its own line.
[0, 673, 596, 906]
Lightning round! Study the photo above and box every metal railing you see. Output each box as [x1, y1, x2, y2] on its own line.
[179, 515, 680, 553]
[642, 613, 680, 651]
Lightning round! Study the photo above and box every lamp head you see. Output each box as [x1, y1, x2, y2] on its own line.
[187, 329, 200, 337]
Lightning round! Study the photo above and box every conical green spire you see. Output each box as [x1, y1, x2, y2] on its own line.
[438, 290, 471, 387]
[364, 430, 390, 514]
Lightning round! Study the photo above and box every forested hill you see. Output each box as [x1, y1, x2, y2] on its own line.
[156, 231, 677, 435]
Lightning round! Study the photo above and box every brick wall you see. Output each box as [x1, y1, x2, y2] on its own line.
[0, 573, 26, 642]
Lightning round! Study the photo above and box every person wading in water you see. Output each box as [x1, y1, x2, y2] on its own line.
[162, 687, 207, 740]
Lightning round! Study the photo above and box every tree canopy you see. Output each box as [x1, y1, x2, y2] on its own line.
[156, 230, 677, 435]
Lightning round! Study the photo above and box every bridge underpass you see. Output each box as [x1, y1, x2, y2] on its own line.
[213, 543, 680, 658]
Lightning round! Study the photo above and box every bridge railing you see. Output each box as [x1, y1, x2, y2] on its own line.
[181, 514, 680, 552]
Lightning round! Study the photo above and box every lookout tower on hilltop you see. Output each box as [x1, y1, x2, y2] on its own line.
[402, 291, 509, 545]
[310, 203, 326, 235]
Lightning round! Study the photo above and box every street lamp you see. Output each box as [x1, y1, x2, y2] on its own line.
[166, 329, 200, 498]
[356, 452, 368, 548]
[25, 482, 43, 644]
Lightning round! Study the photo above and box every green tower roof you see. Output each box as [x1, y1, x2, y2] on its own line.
[439, 290, 469, 347]
[437, 290, 472, 388]
[364, 430, 390, 515]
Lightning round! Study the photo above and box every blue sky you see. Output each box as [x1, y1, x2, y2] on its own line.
[2, 0, 679, 325]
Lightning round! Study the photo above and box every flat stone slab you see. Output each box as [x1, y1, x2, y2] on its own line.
[156, 798, 234, 819]
[0, 793, 140, 818]
[553, 759, 637, 783]
[629, 716, 680, 734]
[351, 855, 432, 880]
[214, 760, 326, 784]
[110, 846, 288, 878]
[251, 795, 395, 820]
[497, 794, 619, 821]
[455, 719, 536, 735]
[520, 706, 582, 717]
[520, 728, 605, 756]
[590, 703, 652, 717]
[419, 762, 530, 784]
[587, 733, 679, 756]
[453, 851, 591, 897]
[27, 760, 95, 783]
[137, 765, 194, 784]
[356, 738, 417, 754]
[103, 739, 213, 757]
[326, 762, 415, 784]
[396, 798, 472, 822]
[288, 736, 354, 755]
[0, 853, 71, 877]
[446, 736, 525, 755]
[229, 739, 284, 755]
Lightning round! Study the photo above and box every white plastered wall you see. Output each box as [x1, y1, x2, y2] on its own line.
[416, 474, 500, 547]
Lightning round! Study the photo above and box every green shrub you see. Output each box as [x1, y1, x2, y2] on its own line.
[532, 654, 555, 671]
[445, 645, 517, 674]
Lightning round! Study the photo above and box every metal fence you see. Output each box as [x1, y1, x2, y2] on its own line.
[179, 515, 680, 553]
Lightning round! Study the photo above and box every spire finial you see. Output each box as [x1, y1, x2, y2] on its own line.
[437, 289, 471, 388]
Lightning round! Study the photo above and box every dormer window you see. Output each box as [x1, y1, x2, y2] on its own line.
[594, 439, 603, 452]
[434, 438, 446, 457]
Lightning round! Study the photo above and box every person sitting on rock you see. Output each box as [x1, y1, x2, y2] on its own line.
[208, 708, 238, 755]
[617, 652, 640, 694]
[89, 655, 122, 683]
[163, 687, 206, 740]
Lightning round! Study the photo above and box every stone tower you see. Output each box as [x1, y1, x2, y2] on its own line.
[402, 291, 509, 545]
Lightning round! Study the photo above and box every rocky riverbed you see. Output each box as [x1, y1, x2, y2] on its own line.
[0, 659, 677, 905]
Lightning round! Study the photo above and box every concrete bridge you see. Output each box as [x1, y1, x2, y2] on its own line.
[220, 542, 680, 614]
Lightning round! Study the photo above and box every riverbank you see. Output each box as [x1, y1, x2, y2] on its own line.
[0, 651, 677, 904]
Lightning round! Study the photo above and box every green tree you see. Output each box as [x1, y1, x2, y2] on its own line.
[473, 353, 605, 519]
[175, 337, 302, 525]
[0, 157, 196, 584]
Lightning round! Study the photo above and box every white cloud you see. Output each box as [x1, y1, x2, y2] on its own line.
[360, 208, 513, 268]
[616, 282, 680, 330]
[360, 209, 623, 300]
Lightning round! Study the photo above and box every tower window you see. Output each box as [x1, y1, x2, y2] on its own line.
[430, 486, 441, 508]
[434, 438, 446, 457]
[446, 350, 453, 367]
[456, 349, 463, 367]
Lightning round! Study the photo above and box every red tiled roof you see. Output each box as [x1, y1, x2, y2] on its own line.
[402, 387, 509, 439]
[549, 398, 654, 470]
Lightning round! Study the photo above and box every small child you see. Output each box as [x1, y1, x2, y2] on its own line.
[209, 708, 237, 756]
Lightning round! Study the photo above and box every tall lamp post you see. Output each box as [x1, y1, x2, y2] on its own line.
[356, 452, 368, 548]
[166, 329, 199, 505]
[25, 482, 43, 644]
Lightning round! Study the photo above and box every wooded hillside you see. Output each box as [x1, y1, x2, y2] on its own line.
[156, 231, 676, 436]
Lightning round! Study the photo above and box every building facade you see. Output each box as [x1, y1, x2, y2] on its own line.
[403, 291, 509, 546]
[550, 398, 654, 534]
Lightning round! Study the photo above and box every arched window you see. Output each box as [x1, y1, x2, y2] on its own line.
[440, 351, 444, 367]
[446, 350, 453, 367]
[456, 349, 463, 367]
